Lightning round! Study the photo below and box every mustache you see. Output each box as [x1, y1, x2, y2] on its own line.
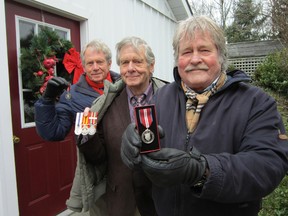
[184, 65, 209, 72]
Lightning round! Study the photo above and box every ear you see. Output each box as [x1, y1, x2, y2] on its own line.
[108, 60, 112, 68]
[149, 61, 155, 73]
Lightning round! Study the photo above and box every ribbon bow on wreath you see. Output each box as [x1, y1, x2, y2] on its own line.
[63, 48, 84, 84]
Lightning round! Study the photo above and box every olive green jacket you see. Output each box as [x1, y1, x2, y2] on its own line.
[66, 77, 167, 212]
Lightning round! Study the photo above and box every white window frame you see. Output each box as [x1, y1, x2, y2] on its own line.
[15, 16, 71, 128]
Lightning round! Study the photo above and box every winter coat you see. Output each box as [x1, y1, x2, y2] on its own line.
[34, 72, 120, 141]
[66, 77, 167, 214]
[34, 72, 119, 213]
[151, 68, 288, 216]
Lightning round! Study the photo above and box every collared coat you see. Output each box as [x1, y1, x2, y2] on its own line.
[67, 77, 167, 215]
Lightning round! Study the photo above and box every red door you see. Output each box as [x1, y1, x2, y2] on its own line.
[5, 1, 80, 215]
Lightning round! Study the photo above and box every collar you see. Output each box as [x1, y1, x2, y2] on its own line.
[126, 82, 153, 104]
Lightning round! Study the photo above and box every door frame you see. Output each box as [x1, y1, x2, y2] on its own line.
[0, 1, 19, 215]
[0, 1, 88, 215]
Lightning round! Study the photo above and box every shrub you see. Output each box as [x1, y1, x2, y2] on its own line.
[259, 176, 288, 216]
[254, 48, 288, 94]
[258, 89, 288, 216]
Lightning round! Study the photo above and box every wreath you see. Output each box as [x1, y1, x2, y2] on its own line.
[20, 27, 83, 99]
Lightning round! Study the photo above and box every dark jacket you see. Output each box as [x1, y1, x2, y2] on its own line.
[152, 68, 288, 216]
[34, 72, 120, 141]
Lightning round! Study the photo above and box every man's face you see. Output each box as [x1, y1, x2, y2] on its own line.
[119, 45, 154, 95]
[178, 30, 221, 91]
[83, 47, 111, 83]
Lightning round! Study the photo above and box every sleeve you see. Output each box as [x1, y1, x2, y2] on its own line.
[34, 94, 74, 141]
[77, 121, 106, 165]
[201, 90, 288, 203]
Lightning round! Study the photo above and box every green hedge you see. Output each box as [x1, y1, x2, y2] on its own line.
[259, 176, 288, 216]
[254, 48, 288, 94]
[258, 89, 288, 216]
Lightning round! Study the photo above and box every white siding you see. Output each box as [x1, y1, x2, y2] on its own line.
[85, 0, 177, 82]
[29, 0, 179, 82]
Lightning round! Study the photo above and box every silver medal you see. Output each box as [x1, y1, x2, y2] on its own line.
[141, 129, 155, 144]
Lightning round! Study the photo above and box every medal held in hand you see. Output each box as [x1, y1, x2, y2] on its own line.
[74, 111, 98, 135]
[134, 105, 161, 153]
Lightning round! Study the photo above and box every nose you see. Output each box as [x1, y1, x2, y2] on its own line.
[92, 62, 100, 70]
[127, 61, 135, 72]
[190, 54, 202, 64]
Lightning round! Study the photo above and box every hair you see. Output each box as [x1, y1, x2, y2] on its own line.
[172, 15, 228, 72]
[81, 39, 112, 65]
[115, 36, 155, 66]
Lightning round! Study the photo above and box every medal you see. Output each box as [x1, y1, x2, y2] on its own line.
[74, 111, 98, 136]
[141, 129, 155, 144]
[88, 111, 97, 135]
[65, 84, 72, 100]
[65, 92, 72, 100]
[139, 108, 154, 144]
[74, 112, 83, 135]
[81, 115, 89, 135]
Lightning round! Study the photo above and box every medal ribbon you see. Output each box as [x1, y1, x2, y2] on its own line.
[139, 108, 153, 129]
[76, 112, 83, 127]
[89, 112, 98, 125]
[82, 114, 88, 126]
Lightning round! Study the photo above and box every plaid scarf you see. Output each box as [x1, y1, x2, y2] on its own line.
[182, 72, 227, 133]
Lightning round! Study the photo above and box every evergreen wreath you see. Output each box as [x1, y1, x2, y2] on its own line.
[20, 27, 75, 99]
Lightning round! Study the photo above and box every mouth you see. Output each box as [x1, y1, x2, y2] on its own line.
[126, 75, 140, 79]
[91, 72, 102, 77]
[185, 67, 208, 73]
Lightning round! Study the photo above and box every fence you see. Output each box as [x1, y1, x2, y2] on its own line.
[228, 57, 266, 77]
[227, 40, 283, 77]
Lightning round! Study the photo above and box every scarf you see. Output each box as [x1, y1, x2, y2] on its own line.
[182, 72, 227, 133]
[85, 72, 112, 95]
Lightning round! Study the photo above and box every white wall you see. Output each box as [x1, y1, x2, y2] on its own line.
[29, 0, 178, 82]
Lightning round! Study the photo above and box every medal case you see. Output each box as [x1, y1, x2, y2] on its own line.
[134, 105, 161, 153]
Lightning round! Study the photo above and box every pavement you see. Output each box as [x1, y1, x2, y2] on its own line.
[57, 209, 90, 216]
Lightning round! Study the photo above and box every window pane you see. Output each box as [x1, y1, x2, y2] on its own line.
[19, 20, 35, 48]
[19, 20, 36, 124]
[39, 25, 52, 33]
[18, 19, 70, 126]
[55, 29, 67, 40]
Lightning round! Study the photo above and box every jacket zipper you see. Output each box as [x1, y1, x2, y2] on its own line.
[185, 132, 191, 151]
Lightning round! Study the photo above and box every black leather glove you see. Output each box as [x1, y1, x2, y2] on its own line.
[121, 123, 142, 170]
[121, 123, 165, 170]
[43, 77, 69, 100]
[141, 147, 207, 187]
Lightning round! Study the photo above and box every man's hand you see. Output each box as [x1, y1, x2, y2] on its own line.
[43, 77, 69, 100]
[121, 123, 142, 169]
[141, 147, 207, 187]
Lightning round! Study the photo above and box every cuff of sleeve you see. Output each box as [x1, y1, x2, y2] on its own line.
[195, 154, 224, 199]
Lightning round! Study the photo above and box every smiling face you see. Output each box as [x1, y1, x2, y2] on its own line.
[83, 47, 111, 83]
[177, 30, 222, 92]
[119, 45, 154, 95]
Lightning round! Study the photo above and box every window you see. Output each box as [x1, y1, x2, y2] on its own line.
[16, 16, 71, 128]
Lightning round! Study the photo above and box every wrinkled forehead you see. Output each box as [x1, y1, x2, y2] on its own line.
[181, 28, 211, 42]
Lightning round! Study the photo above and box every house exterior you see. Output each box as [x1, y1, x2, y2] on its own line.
[228, 40, 283, 77]
[0, 0, 192, 215]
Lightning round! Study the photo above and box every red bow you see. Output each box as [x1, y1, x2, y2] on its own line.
[63, 48, 83, 84]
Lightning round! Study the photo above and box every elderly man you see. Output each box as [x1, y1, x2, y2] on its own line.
[121, 16, 288, 216]
[69, 36, 167, 216]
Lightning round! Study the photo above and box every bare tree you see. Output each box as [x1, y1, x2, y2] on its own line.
[217, 0, 234, 29]
[269, 0, 288, 44]
[188, 0, 235, 30]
